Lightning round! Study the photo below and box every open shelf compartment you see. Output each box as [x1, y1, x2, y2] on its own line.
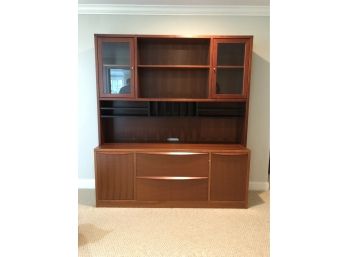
[100, 100, 246, 144]
[138, 37, 210, 66]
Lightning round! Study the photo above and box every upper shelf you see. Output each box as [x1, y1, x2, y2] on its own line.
[96, 142, 249, 152]
[216, 65, 244, 68]
[138, 37, 210, 66]
[137, 65, 210, 69]
[98, 98, 248, 102]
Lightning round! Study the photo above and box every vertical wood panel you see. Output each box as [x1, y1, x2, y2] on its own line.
[210, 153, 249, 201]
[95, 152, 134, 200]
[241, 37, 253, 145]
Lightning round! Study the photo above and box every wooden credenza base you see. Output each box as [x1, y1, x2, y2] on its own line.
[95, 143, 250, 208]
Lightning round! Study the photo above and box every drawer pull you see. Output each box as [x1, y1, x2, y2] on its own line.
[96, 151, 132, 155]
[137, 176, 208, 180]
[213, 152, 249, 156]
[138, 152, 206, 156]
[167, 137, 179, 142]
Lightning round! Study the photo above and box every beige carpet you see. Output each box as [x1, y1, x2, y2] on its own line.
[78, 190, 269, 257]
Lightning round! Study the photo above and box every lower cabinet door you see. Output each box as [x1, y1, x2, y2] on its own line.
[95, 152, 134, 200]
[136, 178, 208, 201]
[210, 152, 249, 201]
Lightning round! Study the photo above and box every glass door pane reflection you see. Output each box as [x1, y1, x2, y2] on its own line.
[104, 68, 131, 95]
[102, 42, 130, 65]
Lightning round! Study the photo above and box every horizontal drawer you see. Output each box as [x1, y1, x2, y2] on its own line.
[136, 152, 209, 177]
[136, 177, 208, 201]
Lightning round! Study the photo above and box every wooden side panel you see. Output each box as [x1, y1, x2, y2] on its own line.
[210, 153, 249, 201]
[95, 152, 134, 200]
[136, 178, 208, 201]
[136, 152, 209, 177]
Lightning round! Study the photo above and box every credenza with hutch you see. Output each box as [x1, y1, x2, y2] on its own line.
[94, 34, 253, 208]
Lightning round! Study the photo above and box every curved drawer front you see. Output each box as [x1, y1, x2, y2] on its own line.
[136, 177, 208, 201]
[136, 152, 209, 177]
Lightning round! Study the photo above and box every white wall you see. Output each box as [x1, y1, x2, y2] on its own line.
[78, 14, 270, 188]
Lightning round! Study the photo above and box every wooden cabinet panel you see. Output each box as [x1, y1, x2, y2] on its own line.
[210, 152, 249, 201]
[136, 152, 209, 177]
[95, 152, 134, 200]
[136, 177, 208, 201]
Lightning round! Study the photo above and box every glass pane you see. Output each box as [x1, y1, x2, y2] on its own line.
[217, 43, 245, 66]
[216, 68, 244, 94]
[104, 68, 131, 95]
[102, 42, 130, 65]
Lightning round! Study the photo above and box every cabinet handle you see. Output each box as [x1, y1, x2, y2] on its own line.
[213, 67, 216, 72]
[138, 152, 207, 156]
[131, 66, 134, 70]
[137, 176, 208, 180]
[213, 152, 249, 156]
[96, 151, 132, 155]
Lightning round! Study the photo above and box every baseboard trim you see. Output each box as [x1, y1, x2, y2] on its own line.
[78, 179, 269, 191]
[249, 181, 269, 191]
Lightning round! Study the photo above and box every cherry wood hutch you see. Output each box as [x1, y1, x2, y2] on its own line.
[94, 34, 253, 208]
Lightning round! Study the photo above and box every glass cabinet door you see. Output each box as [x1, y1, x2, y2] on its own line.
[97, 38, 135, 98]
[212, 39, 251, 98]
